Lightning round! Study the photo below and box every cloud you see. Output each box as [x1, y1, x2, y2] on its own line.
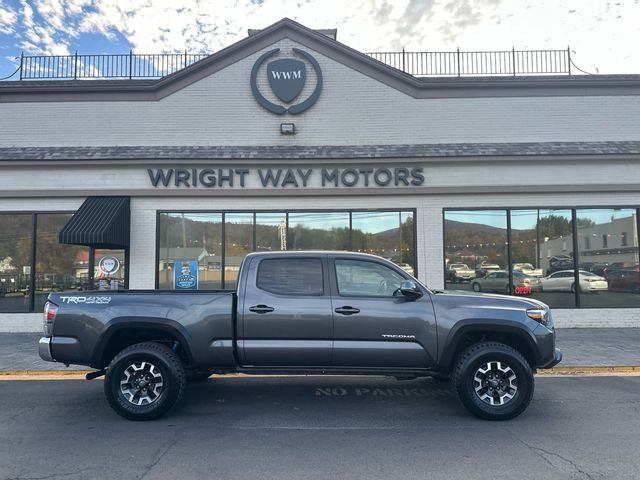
[0, 4, 18, 34]
[1, 0, 639, 76]
[436, 0, 502, 44]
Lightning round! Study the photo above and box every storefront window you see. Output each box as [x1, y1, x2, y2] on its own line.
[225, 213, 254, 288]
[158, 213, 222, 289]
[444, 210, 508, 293]
[511, 209, 575, 307]
[576, 209, 640, 308]
[444, 207, 640, 308]
[288, 212, 350, 251]
[34, 214, 88, 311]
[0, 214, 32, 313]
[352, 211, 415, 274]
[158, 210, 417, 290]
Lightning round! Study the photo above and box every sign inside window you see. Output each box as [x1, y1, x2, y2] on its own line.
[174, 260, 199, 290]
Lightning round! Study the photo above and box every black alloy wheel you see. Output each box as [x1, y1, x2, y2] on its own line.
[453, 342, 534, 421]
[104, 342, 186, 421]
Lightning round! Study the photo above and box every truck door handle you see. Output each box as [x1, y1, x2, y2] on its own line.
[334, 306, 360, 315]
[249, 305, 275, 314]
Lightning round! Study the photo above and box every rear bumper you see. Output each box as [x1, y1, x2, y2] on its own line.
[539, 348, 563, 369]
[38, 337, 55, 363]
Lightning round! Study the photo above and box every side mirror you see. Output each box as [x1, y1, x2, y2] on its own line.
[400, 280, 422, 299]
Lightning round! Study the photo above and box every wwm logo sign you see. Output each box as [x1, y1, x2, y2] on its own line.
[270, 70, 303, 80]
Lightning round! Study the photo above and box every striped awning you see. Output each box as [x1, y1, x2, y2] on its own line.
[59, 196, 130, 249]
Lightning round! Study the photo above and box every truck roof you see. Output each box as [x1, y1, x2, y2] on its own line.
[245, 250, 383, 258]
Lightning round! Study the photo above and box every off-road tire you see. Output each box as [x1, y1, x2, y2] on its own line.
[104, 342, 186, 421]
[453, 342, 534, 421]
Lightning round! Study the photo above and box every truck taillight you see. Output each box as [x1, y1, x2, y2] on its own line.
[43, 301, 58, 337]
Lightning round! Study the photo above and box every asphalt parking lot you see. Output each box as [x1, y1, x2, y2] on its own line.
[1, 375, 639, 480]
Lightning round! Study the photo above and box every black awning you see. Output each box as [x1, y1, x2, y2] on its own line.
[59, 196, 130, 249]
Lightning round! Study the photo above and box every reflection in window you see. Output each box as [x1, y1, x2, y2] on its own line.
[35, 214, 88, 312]
[158, 210, 417, 290]
[511, 209, 574, 307]
[257, 258, 324, 295]
[444, 207, 640, 309]
[255, 213, 286, 252]
[288, 212, 350, 251]
[335, 259, 404, 297]
[225, 213, 254, 288]
[444, 210, 507, 291]
[352, 211, 415, 275]
[577, 209, 640, 308]
[0, 215, 32, 313]
[158, 213, 222, 289]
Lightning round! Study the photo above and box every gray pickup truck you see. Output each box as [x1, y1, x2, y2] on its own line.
[39, 251, 561, 421]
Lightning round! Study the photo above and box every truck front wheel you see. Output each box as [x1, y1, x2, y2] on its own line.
[453, 342, 534, 421]
[104, 342, 186, 421]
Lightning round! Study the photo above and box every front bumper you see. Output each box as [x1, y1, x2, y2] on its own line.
[539, 348, 563, 369]
[38, 337, 55, 362]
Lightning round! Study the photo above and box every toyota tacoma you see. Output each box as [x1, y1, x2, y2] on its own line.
[39, 251, 561, 421]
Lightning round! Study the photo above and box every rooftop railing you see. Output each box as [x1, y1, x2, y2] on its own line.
[367, 48, 572, 76]
[5, 47, 574, 81]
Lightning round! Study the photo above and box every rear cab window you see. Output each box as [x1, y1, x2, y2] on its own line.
[256, 258, 324, 296]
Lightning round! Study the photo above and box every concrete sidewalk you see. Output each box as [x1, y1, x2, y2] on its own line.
[1, 329, 639, 373]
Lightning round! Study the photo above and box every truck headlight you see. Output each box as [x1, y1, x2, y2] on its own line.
[526, 308, 549, 326]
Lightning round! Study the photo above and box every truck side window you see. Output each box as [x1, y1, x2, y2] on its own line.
[256, 258, 324, 296]
[335, 259, 404, 297]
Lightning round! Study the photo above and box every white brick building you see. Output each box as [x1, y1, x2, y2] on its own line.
[1, 18, 639, 330]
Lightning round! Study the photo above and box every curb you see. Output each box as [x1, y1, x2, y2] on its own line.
[0, 370, 89, 380]
[1, 366, 639, 380]
[537, 366, 640, 376]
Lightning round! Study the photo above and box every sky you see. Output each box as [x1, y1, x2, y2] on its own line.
[0, 0, 639, 79]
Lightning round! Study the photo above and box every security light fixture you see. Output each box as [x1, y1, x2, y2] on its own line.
[280, 123, 295, 135]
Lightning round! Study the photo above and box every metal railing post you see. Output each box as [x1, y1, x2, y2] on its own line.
[512, 47, 516, 76]
[73, 51, 78, 79]
[567, 45, 571, 75]
[129, 49, 133, 79]
[184, 49, 187, 68]
[19, 51, 23, 80]
[402, 47, 406, 72]
[456, 47, 460, 77]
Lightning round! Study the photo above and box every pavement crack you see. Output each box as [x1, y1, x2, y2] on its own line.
[5, 467, 95, 480]
[507, 430, 597, 480]
[528, 446, 596, 480]
[138, 429, 183, 480]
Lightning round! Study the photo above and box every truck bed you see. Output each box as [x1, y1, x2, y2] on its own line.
[47, 290, 236, 369]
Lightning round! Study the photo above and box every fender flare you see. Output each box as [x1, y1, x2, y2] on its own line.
[438, 319, 539, 368]
[92, 317, 194, 368]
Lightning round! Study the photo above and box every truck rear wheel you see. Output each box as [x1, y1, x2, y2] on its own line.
[453, 342, 534, 421]
[104, 342, 186, 421]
